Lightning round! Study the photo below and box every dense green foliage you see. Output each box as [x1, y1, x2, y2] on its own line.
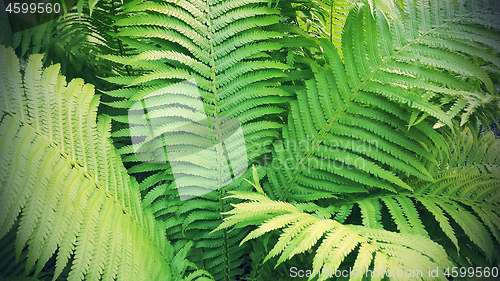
[0, 0, 499, 280]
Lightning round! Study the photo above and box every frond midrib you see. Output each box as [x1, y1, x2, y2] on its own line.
[206, 3, 231, 279]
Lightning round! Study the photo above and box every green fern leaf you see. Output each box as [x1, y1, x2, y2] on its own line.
[269, 1, 500, 201]
[0, 46, 213, 281]
[358, 127, 500, 266]
[100, 0, 300, 279]
[216, 190, 453, 281]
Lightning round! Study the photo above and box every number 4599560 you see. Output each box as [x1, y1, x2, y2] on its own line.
[5, 2, 61, 14]
[443, 267, 498, 278]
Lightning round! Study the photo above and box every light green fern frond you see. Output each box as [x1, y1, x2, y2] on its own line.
[215, 191, 453, 281]
[0, 46, 213, 281]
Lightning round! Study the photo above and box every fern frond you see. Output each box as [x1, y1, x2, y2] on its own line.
[268, 0, 500, 201]
[220, 131, 499, 278]
[216, 191, 453, 281]
[341, 127, 500, 268]
[268, 37, 438, 200]
[0, 46, 213, 281]
[100, 0, 300, 279]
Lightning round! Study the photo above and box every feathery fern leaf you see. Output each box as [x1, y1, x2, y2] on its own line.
[316, 128, 500, 270]
[0, 46, 212, 281]
[99, 0, 299, 279]
[266, 0, 500, 202]
[215, 191, 454, 281]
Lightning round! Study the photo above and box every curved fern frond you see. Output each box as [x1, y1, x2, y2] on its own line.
[0, 46, 212, 281]
[216, 191, 453, 281]
[218, 143, 499, 279]
[267, 1, 500, 201]
[267, 38, 440, 201]
[335, 128, 500, 268]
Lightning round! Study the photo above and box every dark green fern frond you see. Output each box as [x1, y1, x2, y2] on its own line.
[266, 0, 500, 202]
[104, 0, 292, 155]
[99, 0, 298, 279]
[326, 128, 500, 270]
[429, 128, 500, 177]
[0, 46, 212, 281]
[0, 0, 122, 87]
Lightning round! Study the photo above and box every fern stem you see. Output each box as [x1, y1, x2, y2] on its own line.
[329, 0, 334, 42]
[205, 2, 230, 279]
